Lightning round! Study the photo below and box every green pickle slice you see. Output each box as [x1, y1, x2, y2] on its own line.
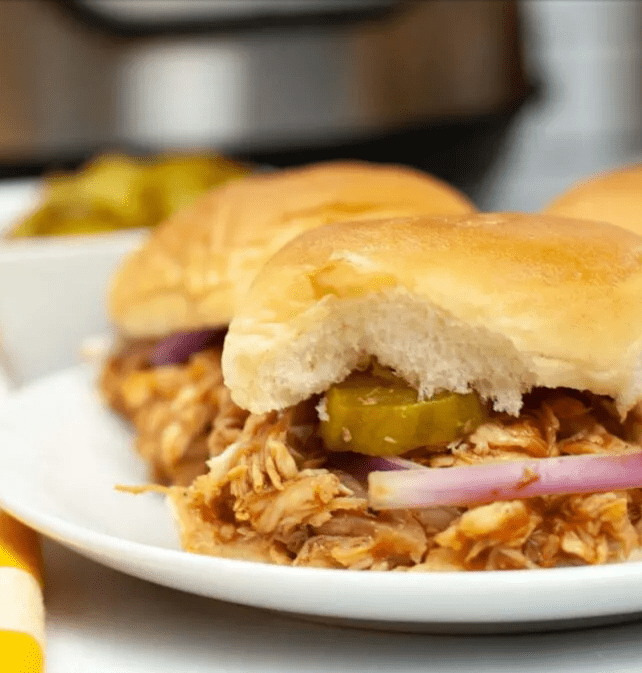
[319, 370, 487, 456]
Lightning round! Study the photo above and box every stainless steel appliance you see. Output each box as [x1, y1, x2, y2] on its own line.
[0, 0, 529, 196]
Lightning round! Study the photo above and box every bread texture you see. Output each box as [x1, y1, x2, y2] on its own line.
[544, 163, 642, 236]
[222, 212, 642, 416]
[108, 161, 475, 338]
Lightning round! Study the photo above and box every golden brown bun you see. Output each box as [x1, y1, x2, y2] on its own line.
[108, 161, 476, 337]
[222, 212, 642, 415]
[544, 163, 642, 235]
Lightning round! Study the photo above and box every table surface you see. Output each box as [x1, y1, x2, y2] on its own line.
[42, 538, 642, 673]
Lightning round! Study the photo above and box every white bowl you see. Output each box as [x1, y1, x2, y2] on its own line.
[0, 179, 146, 385]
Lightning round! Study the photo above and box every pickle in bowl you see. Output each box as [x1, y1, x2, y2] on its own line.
[9, 152, 251, 238]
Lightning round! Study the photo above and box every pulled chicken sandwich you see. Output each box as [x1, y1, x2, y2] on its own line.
[166, 212, 642, 572]
[101, 161, 476, 485]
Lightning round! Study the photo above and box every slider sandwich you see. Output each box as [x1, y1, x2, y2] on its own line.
[168, 212, 642, 571]
[101, 161, 475, 485]
[544, 163, 642, 236]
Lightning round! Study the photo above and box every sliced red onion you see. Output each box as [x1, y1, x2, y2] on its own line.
[368, 451, 642, 510]
[151, 329, 223, 366]
[327, 451, 424, 481]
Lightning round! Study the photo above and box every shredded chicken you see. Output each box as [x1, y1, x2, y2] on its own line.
[169, 411, 428, 569]
[104, 348, 642, 570]
[168, 390, 642, 571]
[101, 346, 248, 485]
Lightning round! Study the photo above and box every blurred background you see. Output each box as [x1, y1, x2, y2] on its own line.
[2, 0, 639, 211]
[2, 0, 642, 383]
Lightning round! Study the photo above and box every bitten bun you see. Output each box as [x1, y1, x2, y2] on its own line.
[544, 163, 642, 236]
[222, 212, 642, 416]
[108, 161, 476, 338]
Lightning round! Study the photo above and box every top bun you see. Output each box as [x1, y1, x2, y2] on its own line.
[108, 161, 475, 338]
[222, 212, 642, 416]
[544, 163, 642, 235]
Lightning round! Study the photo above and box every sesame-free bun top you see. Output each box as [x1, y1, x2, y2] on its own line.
[544, 163, 642, 235]
[108, 161, 475, 338]
[222, 212, 642, 416]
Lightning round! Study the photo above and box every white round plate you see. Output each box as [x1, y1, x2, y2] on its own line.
[2, 367, 642, 634]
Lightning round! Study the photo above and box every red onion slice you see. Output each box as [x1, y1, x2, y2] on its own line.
[151, 329, 223, 366]
[368, 451, 642, 510]
[326, 452, 424, 481]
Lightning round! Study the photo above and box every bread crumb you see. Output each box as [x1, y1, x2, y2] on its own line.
[316, 397, 329, 422]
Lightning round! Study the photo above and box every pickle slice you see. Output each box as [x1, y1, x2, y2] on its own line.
[319, 371, 486, 456]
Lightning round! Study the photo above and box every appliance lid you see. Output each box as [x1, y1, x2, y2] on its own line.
[63, 0, 399, 35]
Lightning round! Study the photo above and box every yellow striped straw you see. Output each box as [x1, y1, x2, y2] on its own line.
[0, 511, 45, 673]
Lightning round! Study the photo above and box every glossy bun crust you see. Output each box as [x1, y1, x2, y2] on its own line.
[544, 163, 642, 236]
[108, 161, 476, 337]
[222, 212, 642, 415]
